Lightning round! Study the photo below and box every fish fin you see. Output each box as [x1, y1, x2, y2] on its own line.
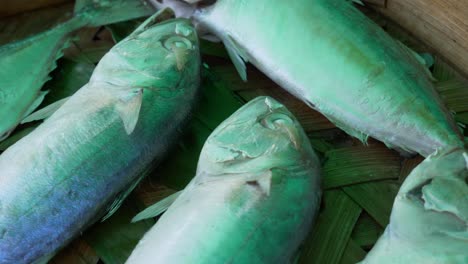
[256, 172, 272, 196]
[419, 52, 435, 68]
[180, 0, 205, 3]
[0, 129, 14, 142]
[223, 35, 249, 81]
[396, 41, 436, 80]
[21, 96, 70, 124]
[22, 90, 50, 119]
[325, 115, 370, 144]
[201, 34, 221, 42]
[75, 0, 154, 27]
[101, 174, 147, 222]
[244, 171, 272, 196]
[0, 28, 71, 130]
[131, 7, 175, 36]
[174, 47, 189, 71]
[115, 88, 143, 135]
[385, 144, 416, 158]
[351, 0, 365, 6]
[457, 122, 466, 135]
[464, 151, 468, 166]
[131, 191, 182, 223]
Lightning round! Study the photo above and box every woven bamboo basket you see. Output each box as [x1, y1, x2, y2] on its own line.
[0, 0, 466, 263]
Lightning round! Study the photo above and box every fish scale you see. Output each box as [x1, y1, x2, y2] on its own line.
[127, 97, 321, 264]
[0, 16, 200, 264]
[152, 0, 464, 156]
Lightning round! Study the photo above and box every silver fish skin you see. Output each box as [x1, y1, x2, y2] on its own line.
[149, 0, 464, 157]
[0, 16, 200, 263]
[362, 148, 468, 263]
[126, 96, 322, 264]
[0, 0, 153, 141]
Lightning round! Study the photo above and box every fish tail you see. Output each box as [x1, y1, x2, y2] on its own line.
[72, 0, 154, 28]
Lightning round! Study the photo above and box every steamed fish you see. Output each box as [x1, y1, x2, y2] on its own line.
[362, 148, 468, 263]
[127, 96, 321, 264]
[0, 0, 153, 140]
[150, 0, 464, 156]
[0, 14, 200, 263]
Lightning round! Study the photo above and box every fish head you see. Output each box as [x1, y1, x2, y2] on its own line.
[389, 148, 468, 251]
[90, 13, 200, 95]
[197, 96, 316, 176]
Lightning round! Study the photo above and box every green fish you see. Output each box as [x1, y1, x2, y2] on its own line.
[126, 96, 321, 264]
[362, 148, 468, 263]
[0, 0, 153, 141]
[150, 0, 464, 157]
[0, 13, 200, 264]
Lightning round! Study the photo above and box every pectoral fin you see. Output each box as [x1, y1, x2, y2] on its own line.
[244, 171, 272, 196]
[101, 173, 146, 222]
[115, 88, 143, 135]
[131, 191, 182, 223]
[351, 0, 365, 6]
[174, 47, 189, 71]
[223, 35, 249, 82]
[22, 90, 50, 119]
[397, 40, 435, 80]
[21, 96, 70, 124]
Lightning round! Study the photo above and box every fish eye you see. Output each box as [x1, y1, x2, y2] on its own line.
[163, 36, 193, 51]
[260, 112, 293, 130]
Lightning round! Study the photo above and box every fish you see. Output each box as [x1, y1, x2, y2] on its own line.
[126, 96, 322, 264]
[361, 148, 468, 263]
[0, 13, 200, 264]
[0, 0, 153, 141]
[149, 0, 464, 157]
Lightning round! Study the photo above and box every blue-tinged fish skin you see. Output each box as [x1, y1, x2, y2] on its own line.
[126, 96, 322, 264]
[0, 16, 200, 264]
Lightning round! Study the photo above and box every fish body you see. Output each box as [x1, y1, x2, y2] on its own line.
[362, 148, 468, 263]
[152, 0, 464, 157]
[0, 0, 153, 140]
[127, 97, 322, 264]
[0, 16, 200, 263]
